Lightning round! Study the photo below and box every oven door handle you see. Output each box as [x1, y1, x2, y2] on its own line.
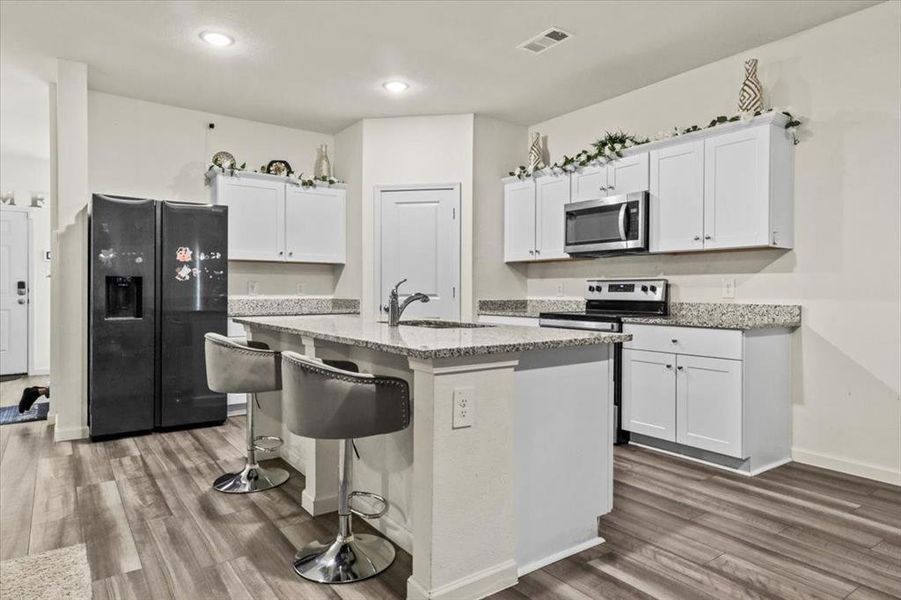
[618, 203, 628, 241]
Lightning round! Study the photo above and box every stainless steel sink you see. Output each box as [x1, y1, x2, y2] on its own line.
[379, 319, 493, 329]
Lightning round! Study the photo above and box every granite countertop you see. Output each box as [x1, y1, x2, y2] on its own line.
[478, 299, 801, 330]
[622, 302, 801, 330]
[478, 297, 585, 318]
[233, 314, 630, 360]
[229, 295, 360, 317]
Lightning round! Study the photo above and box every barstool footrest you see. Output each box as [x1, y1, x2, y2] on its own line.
[348, 491, 389, 519]
[252, 435, 283, 453]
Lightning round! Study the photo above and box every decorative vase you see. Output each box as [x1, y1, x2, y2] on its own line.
[738, 58, 763, 113]
[528, 132, 545, 174]
[314, 144, 332, 179]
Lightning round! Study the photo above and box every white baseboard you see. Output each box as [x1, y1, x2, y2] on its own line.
[792, 447, 901, 486]
[407, 559, 518, 600]
[55, 425, 89, 442]
[301, 490, 338, 516]
[748, 457, 793, 476]
[517, 536, 605, 577]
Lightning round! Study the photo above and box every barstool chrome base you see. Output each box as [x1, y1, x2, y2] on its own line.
[293, 534, 396, 583]
[213, 462, 289, 494]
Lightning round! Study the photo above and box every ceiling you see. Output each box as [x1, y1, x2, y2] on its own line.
[0, 1, 880, 134]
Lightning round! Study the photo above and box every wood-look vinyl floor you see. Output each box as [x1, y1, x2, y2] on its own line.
[1, 417, 898, 599]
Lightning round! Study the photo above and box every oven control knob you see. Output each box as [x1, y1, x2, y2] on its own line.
[588, 285, 595, 292]
[649, 285, 657, 293]
[641, 285, 649, 293]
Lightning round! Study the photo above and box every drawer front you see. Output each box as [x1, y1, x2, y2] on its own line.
[478, 315, 540, 328]
[623, 324, 742, 360]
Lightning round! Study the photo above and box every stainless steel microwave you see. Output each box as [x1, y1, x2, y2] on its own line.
[564, 191, 648, 256]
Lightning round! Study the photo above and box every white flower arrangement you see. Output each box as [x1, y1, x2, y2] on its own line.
[509, 108, 802, 180]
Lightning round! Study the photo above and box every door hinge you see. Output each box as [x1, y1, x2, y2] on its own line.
[453, 286, 456, 298]
[452, 207, 456, 219]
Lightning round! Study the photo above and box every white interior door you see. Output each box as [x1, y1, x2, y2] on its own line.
[0, 210, 29, 375]
[378, 186, 460, 320]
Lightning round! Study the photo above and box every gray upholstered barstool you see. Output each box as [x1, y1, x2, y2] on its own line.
[280, 351, 411, 584]
[204, 333, 289, 493]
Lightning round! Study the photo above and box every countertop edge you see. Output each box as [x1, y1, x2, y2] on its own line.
[233, 316, 631, 359]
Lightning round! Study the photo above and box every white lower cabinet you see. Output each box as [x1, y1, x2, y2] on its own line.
[622, 349, 676, 441]
[676, 354, 743, 457]
[622, 323, 792, 473]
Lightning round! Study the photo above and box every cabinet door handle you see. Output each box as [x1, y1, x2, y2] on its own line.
[704, 234, 712, 240]
[607, 185, 615, 191]
[665, 364, 673, 369]
[671, 339, 678, 344]
[288, 251, 294, 257]
[677, 366, 684, 371]
[529, 250, 535, 255]
[278, 251, 284, 256]
[599, 186, 608, 191]
[693, 236, 701, 241]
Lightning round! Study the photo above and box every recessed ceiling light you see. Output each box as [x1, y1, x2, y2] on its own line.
[200, 31, 234, 47]
[382, 81, 409, 94]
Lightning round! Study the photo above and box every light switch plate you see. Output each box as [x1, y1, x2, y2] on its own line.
[556, 282, 565, 296]
[452, 388, 474, 429]
[722, 277, 736, 299]
[248, 280, 259, 295]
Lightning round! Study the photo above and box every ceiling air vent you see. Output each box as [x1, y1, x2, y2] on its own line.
[518, 27, 572, 55]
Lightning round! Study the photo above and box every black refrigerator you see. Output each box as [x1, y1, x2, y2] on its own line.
[88, 194, 228, 439]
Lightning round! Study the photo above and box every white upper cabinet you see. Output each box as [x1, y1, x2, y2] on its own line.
[535, 173, 570, 260]
[504, 179, 537, 262]
[215, 175, 286, 261]
[570, 153, 649, 203]
[285, 186, 346, 263]
[649, 141, 705, 253]
[504, 174, 571, 262]
[703, 126, 771, 249]
[570, 165, 607, 203]
[210, 172, 346, 263]
[649, 118, 794, 253]
[607, 153, 649, 196]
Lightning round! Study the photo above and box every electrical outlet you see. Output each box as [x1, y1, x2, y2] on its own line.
[247, 280, 259, 295]
[556, 282, 565, 297]
[452, 388, 474, 429]
[722, 277, 736, 299]
[296, 282, 305, 294]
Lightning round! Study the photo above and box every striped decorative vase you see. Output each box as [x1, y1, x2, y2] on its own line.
[528, 131, 545, 174]
[738, 58, 763, 113]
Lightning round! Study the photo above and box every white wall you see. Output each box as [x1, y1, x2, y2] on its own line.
[473, 115, 529, 305]
[0, 158, 51, 374]
[359, 115, 475, 317]
[334, 120, 364, 298]
[519, 3, 901, 483]
[87, 92, 339, 295]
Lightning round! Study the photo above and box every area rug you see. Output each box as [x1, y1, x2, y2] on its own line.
[0, 402, 49, 426]
[0, 543, 92, 599]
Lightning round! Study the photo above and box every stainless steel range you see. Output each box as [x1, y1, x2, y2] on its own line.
[539, 278, 669, 444]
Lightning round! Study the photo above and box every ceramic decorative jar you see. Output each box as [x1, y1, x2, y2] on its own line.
[738, 58, 763, 113]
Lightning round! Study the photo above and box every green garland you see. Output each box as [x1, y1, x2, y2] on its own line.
[509, 108, 801, 180]
[206, 163, 342, 187]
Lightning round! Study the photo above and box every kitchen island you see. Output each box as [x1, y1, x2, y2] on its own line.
[234, 314, 629, 600]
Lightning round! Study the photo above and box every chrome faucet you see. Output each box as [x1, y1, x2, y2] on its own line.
[384, 279, 430, 326]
